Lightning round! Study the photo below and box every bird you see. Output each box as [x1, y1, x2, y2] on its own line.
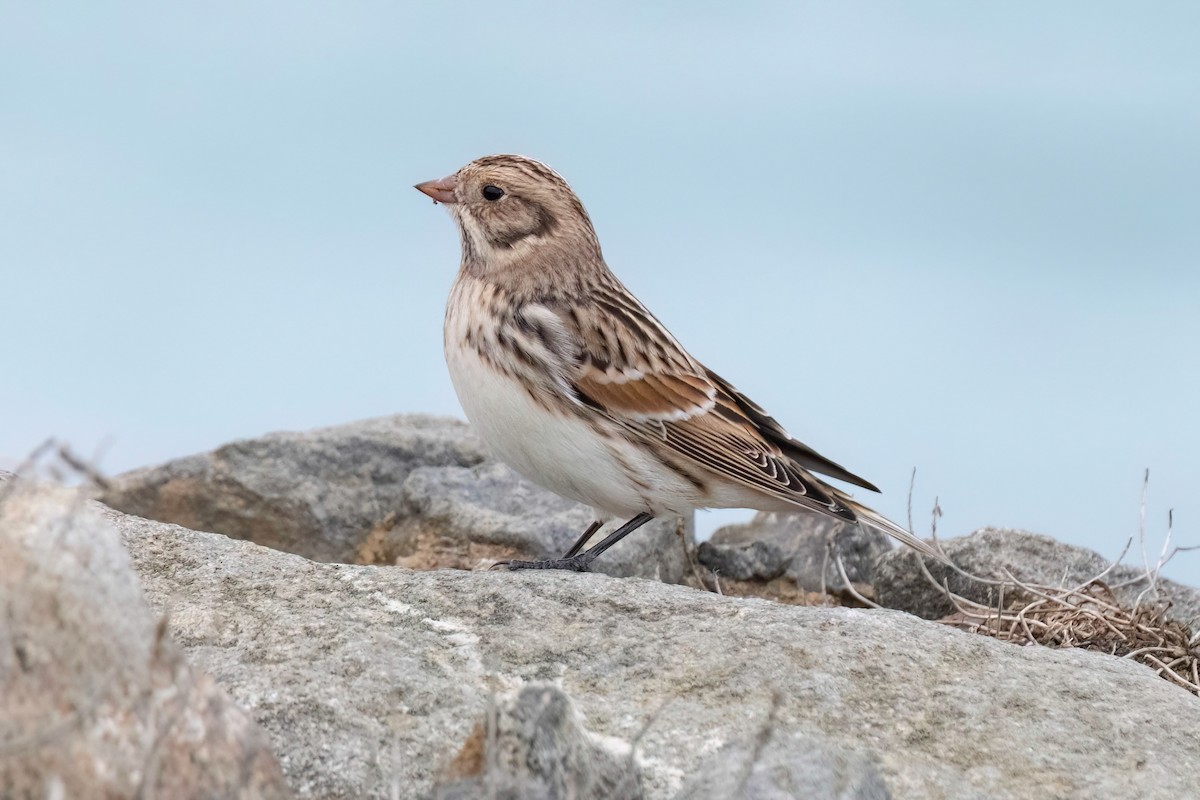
[415, 154, 944, 571]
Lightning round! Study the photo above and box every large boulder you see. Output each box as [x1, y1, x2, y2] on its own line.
[113, 504, 1200, 800]
[0, 478, 290, 799]
[874, 527, 1200, 629]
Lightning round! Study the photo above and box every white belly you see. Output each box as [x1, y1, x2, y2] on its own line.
[447, 342, 684, 517]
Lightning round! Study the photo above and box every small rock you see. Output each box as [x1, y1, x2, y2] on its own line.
[359, 461, 691, 583]
[696, 512, 891, 602]
[433, 684, 643, 800]
[873, 527, 1200, 629]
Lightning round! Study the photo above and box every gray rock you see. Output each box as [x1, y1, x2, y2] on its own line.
[366, 461, 690, 583]
[0, 478, 290, 799]
[114, 506, 1200, 800]
[697, 512, 891, 600]
[99, 415, 690, 581]
[431, 684, 642, 800]
[432, 775, 556, 800]
[874, 527, 1200, 629]
[674, 729, 893, 800]
[99, 414, 489, 562]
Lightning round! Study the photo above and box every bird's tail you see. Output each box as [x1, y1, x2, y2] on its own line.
[834, 490, 951, 564]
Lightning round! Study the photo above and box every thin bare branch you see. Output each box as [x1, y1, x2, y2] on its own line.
[834, 553, 881, 609]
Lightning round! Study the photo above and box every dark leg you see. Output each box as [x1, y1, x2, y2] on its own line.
[563, 520, 604, 558]
[498, 513, 655, 572]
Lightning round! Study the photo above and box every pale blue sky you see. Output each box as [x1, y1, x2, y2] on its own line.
[3, 3, 1197, 582]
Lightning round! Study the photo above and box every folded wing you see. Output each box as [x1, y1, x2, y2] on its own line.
[554, 285, 863, 522]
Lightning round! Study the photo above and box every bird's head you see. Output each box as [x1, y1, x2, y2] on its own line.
[415, 155, 603, 282]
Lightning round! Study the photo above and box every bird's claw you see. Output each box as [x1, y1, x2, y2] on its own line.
[490, 555, 594, 572]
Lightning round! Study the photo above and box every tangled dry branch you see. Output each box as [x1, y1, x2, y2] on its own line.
[906, 469, 1200, 696]
[939, 578, 1200, 693]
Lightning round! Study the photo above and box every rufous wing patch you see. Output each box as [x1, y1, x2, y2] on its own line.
[574, 370, 716, 421]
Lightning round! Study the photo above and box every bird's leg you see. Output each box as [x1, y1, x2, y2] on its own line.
[497, 513, 655, 572]
[489, 520, 601, 571]
[563, 520, 604, 558]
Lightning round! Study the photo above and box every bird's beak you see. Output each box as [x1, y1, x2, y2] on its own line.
[414, 175, 458, 205]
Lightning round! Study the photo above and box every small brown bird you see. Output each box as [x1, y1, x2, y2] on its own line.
[416, 155, 942, 571]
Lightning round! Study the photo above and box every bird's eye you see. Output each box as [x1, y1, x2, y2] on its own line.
[482, 185, 505, 201]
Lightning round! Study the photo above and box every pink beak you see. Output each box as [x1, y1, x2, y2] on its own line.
[414, 175, 458, 204]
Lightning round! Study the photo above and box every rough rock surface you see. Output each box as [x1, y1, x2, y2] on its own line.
[698, 512, 891, 602]
[874, 527, 1200, 629]
[358, 460, 690, 583]
[100, 414, 489, 563]
[114, 506, 1200, 800]
[432, 684, 642, 800]
[675, 729, 891, 800]
[0, 478, 290, 799]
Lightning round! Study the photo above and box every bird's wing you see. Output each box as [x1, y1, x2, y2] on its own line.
[528, 288, 948, 562]
[579, 371, 857, 520]
[537, 284, 860, 521]
[703, 368, 880, 492]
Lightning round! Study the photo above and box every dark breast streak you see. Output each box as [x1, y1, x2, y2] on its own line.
[446, 276, 585, 415]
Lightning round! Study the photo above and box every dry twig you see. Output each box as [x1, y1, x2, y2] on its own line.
[916, 474, 1200, 695]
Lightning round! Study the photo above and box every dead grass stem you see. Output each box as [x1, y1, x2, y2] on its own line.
[907, 469, 1199, 695]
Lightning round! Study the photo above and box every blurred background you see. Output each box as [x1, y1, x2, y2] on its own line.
[2, 3, 1197, 581]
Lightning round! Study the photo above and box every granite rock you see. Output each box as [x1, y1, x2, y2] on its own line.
[114, 505, 1200, 800]
[99, 414, 489, 562]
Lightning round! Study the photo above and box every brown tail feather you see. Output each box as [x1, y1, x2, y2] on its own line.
[835, 490, 950, 564]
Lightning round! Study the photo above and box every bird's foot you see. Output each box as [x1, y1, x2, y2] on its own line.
[490, 554, 594, 572]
